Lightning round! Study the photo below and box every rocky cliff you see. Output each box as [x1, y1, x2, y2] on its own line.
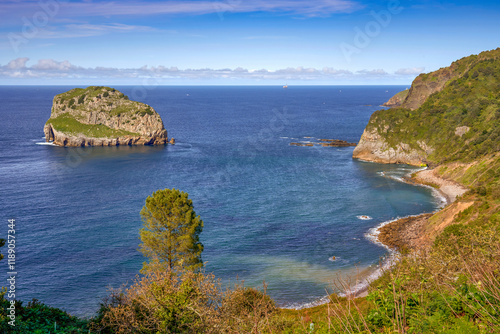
[353, 48, 500, 165]
[352, 127, 430, 165]
[44, 86, 168, 147]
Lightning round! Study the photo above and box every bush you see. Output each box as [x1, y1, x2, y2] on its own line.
[0, 297, 89, 333]
[78, 94, 85, 104]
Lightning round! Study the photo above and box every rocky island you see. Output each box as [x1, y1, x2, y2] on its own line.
[44, 86, 169, 147]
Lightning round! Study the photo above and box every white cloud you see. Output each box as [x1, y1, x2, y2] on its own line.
[6, 57, 29, 69]
[395, 67, 425, 75]
[32, 59, 76, 71]
[356, 69, 388, 76]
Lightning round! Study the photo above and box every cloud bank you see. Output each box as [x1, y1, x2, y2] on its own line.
[0, 58, 424, 82]
[0, 58, 422, 82]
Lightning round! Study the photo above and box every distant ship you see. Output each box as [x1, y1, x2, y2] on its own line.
[283, 84, 288, 89]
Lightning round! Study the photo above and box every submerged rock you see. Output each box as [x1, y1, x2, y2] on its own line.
[289, 139, 356, 147]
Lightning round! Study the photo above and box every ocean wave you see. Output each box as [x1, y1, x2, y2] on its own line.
[379, 166, 447, 208]
[281, 295, 330, 310]
[35, 142, 58, 146]
[357, 215, 372, 220]
[337, 255, 397, 298]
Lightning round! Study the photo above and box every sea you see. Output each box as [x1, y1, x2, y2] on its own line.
[0, 85, 443, 317]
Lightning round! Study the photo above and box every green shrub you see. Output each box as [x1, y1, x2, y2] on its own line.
[0, 297, 89, 333]
[77, 94, 85, 104]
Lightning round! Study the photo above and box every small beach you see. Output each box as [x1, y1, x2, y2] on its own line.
[377, 168, 468, 247]
[352, 167, 469, 298]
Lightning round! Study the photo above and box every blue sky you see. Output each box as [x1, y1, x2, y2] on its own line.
[0, 0, 499, 85]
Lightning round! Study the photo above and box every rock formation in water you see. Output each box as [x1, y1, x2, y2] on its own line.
[44, 86, 168, 147]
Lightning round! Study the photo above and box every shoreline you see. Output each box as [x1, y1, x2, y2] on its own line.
[284, 167, 468, 308]
[352, 167, 468, 298]
[374, 167, 468, 249]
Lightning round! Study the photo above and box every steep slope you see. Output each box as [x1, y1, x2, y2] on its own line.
[44, 86, 168, 147]
[353, 48, 500, 166]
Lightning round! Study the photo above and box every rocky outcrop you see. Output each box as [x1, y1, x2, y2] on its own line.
[44, 124, 167, 147]
[44, 86, 168, 147]
[289, 139, 356, 147]
[352, 128, 429, 165]
[454, 126, 470, 137]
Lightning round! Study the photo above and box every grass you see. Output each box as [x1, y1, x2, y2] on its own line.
[57, 86, 117, 103]
[47, 113, 139, 138]
[391, 89, 409, 103]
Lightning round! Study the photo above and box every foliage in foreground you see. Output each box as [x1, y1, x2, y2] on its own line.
[0, 297, 89, 333]
[92, 269, 276, 333]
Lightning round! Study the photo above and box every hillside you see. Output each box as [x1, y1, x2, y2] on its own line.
[353, 48, 500, 166]
[344, 48, 500, 333]
[44, 86, 169, 146]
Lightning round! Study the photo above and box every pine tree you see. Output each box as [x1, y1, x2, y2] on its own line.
[139, 188, 204, 273]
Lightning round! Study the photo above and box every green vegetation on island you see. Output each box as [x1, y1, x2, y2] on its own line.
[48, 113, 139, 138]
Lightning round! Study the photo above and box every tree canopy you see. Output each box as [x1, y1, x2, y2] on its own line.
[139, 188, 204, 273]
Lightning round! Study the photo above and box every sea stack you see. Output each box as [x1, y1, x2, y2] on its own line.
[44, 86, 169, 147]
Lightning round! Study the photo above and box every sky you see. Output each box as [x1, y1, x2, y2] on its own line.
[0, 0, 499, 85]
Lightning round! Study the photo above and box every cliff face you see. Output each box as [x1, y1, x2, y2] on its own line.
[44, 86, 168, 147]
[353, 48, 500, 165]
[353, 128, 429, 166]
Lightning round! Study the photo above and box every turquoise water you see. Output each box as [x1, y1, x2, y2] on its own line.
[0, 86, 441, 316]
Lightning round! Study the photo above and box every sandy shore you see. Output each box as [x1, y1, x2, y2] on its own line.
[411, 168, 468, 203]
